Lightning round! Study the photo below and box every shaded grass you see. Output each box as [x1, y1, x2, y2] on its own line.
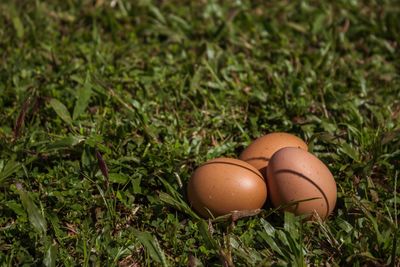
[0, 0, 399, 266]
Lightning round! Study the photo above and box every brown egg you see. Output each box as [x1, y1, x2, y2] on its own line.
[187, 158, 267, 218]
[267, 147, 337, 220]
[239, 132, 308, 176]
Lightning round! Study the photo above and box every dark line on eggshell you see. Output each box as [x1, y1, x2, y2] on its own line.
[199, 161, 265, 181]
[273, 169, 330, 219]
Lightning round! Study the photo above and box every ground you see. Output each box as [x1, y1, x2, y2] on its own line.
[0, 0, 399, 266]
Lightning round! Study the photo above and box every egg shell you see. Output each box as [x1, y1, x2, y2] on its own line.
[239, 132, 308, 176]
[267, 147, 337, 220]
[187, 158, 267, 218]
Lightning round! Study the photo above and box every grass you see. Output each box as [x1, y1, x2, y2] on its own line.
[0, 0, 399, 266]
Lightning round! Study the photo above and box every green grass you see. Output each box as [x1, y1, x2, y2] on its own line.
[0, 0, 399, 266]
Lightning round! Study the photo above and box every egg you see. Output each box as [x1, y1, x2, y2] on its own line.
[239, 132, 308, 176]
[267, 147, 337, 220]
[187, 158, 267, 218]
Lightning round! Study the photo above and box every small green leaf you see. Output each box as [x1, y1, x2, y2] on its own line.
[6, 200, 26, 217]
[16, 184, 47, 236]
[47, 135, 85, 150]
[259, 218, 285, 257]
[133, 230, 169, 266]
[49, 99, 72, 125]
[43, 241, 58, 267]
[284, 212, 299, 240]
[132, 177, 142, 194]
[0, 160, 21, 183]
[47, 213, 64, 246]
[312, 13, 326, 34]
[198, 220, 218, 251]
[336, 217, 354, 233]
[286, 22, 307, 33]
[73, 79, 92, 120]
[108, 173, 128, 184]
[338, 142, 360, 162]
[148, 5, 166, 24]
[11, 10, 24, 39]
[157, 176, 200, 219]
[159, 192, 199, 219]
[260, 218, 276, 236]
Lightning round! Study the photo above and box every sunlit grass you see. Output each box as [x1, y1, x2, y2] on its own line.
[0, 0, 399, 266]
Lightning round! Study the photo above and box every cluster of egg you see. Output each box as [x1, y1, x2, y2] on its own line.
[187, 133, 337, 220]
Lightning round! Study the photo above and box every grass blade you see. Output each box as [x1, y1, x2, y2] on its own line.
[133, 230, 169, 266]
[73, 76, 92, 120]
[108, 173, 128, 184]
[43, 241, 58, 267]
[0, 160, 21, 183]
[16, 183, 47, 236]
[159, 192, 200, 220]
[10, 7, 24, 39]
[338, 142, 360, 162]
[157, 176, 200, 219]
[49, 98, 72, 125]
[259, 218, 285, 257]
[198, 220, 218, 251]
[47, 135, 85, 150]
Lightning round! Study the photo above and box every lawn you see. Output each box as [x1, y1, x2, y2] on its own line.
[0, 0, 399, 266]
